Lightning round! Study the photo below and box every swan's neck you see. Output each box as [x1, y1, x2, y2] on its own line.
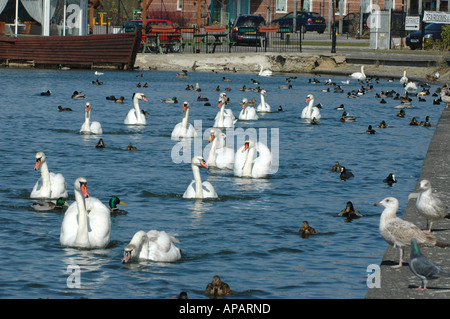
[134, 98, 143, 122]
[192, 164, 203, 198]
[218, 103, 225, 126]
[260, 93, 266, 106]
[74, 189, 89, 247]
[84, 110, 91, 126]
[307, 98, 314, 115]
[130, 231, 149, 259]
[208, 138, 217, 165]
[39, 161, 51, 197]
[181, 108, 189, 129]
[243, 146, 256, 176]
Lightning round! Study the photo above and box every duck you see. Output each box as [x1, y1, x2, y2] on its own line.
[335, 104, 345, 110]
[310, 117, 319, 125]
[115, 96, 125, 103]
[340, 166, 354, 181]
[419, 116, 434, 127]
[109, 196, 127, 213]
[247, 98, 257, 106]
[338, 201, 362, 220]
[238, 98, 258, 120]
[298, 221, 318, 238]
[278, 84, 292, 89]
[183, 156, 218, 199]
[124, 93, 147, 125]
[340, 111, 356, 122]
[301, 94, 321, 120]
[91, 79, 103, 86]
[258, 64, 272, 77]
[31, 152, 68, 199]
[122, 230, 181, 263]
[32, 197, 69, 211]
[126, 142, 138, 151]
[177, 70, 188, 77]
[366, 125, 376, 134]
[80, 102, 103, 135]
[162, 97, 178, 104]
[60, 177, 111, 249]
[205, 275, 232, 296]
[197, 95, 209, 102]
[95, 138, 106, 148]
[57, 105, 72, 112]
[396, 109, 406, 117]
[331, 161, 343, 172]
[71, 91, 85, 99]
[40, 90, 51, 96]
[94, 71, 104, 75]
[106, 95, 116, 101]
[350, 66, 366, 80]
[222, 76, 232, 82]
[377, 120, 388, 128]
[143, 82, 148, 88]
[383, 173, 397, 186]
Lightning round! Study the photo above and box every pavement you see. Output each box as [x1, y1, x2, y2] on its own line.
[365, 106, 450, 299]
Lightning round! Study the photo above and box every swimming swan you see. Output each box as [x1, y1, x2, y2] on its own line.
[206, 128, 234, 169]
[258, 64, 273, 77]
[239, 98, 259, 120]
[234, 139, 272, 178]
[60, 177, 111, 249]
[80, 102, 102, 135]
[31, 152, 68, 199]
[183, 156, 218, 199]
[301, 94, 321, 120]
[214, 94, 237, 128]
[124, 93, 148, 125]
[122, 230, 181, 263]
[171, 101, 197, 140]
[350, 66, 366, 80]
[256, 89, 271, 113]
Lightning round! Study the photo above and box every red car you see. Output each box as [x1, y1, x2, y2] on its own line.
[123, 19, 183, 53]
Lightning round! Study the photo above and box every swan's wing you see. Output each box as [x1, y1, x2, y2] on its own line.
[146, 230, 181, 262]
[311, 107, 322, 120]
[124, 109, 137, 124]
[224, 108, 235, 119]
[90, 121, 103, 135]
[252, 142, 272, 178]
[49, 172, 68, 199]
[202, 181, 218, 198]
[85, 197, 111, 248]
[216, 147, 235, 169]
[30, 178, 43, 198]
[60, 203, 79, 246]
[183, 180, 197, 198]
[246, 107, 258, 120]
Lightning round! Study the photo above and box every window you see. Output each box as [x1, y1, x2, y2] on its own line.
[276, 0, 287, 13]
[177, 0, 182, 11]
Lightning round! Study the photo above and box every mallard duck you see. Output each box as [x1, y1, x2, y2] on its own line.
[40, 90, 51, 96]
[58, 105, 72, 112]
[162, 97, 178, 104]
[197, 95, 209, 101]
[222, 76, 232, 82]
[205, 275, 232, 297]
[377, 120, 388, 128]
[126, 142, 138, 151]
[71, 91, 85, 99]
[397, 109, 406, 117]
[115, 96, 125, 103]
[32, 197, 69, 211]
[366, 125, 376, 134]
[177, 70, 188, 77]
[143, 82, 148, 88]
[340, 111, 356, 122]
[91, 79, 103, 85]
[331, 161, 343, 172]
[338, 201, 362, 220]
[106, 95, 116, 101]
[310, 117, 319, 125]
[419, 116, 434, 127]
[95, 138, 106, 148]
[247, 98, 256, 106]
[298, 221, 318, 238]
[109, 196, 126, 213]
[409, 117, 419, 126]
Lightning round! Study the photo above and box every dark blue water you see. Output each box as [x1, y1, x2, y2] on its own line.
[0, 67, 443, 299]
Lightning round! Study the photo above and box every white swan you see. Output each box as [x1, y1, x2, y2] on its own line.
[206, 128, 234, 169]
[400, 70, 408, 85]
[350, 66, 366, 80]
[171, 101, 197, 140]
[31, 152, 68, 199]
[213, 94, 237, 128]
[258, 64, 272, 77]
[239, 98, 259, 120]
[405, 81, 418, 93]
[183, 156, 218, 199]
[60, 177, 111, 249]
[122, 230, 181, 263]
[124, 93, 148, 125]
[80, 102, 102, 135]
[301, 94, 322, 120]
[256, 89, 271, 113]
[234, 139, 272, 178]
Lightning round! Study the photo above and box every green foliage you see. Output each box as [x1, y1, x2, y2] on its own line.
[439, 25, 450, 51]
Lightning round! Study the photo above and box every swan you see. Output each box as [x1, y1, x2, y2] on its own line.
[124, 93, 148, 125]
[238, 98, 259, 120]
[350, 66, 366, 80]
[256, 89, 271, 113]
[301, 94, 321, 120]
[122, 230, 181, 263]
[206, 128, 234, 169]
[31, 152, 68, 199]
[213, 94, 237, 128]
[60, 177, 111, 249]
[171, 101, 197, 140]
[258, 64, 272, 77]
[183, 156, 218, 199]
[400, 70, 408, 85]
[234, 139, 272, 178]
[405, 81, 418, 93]
[80, 102, 102, 135]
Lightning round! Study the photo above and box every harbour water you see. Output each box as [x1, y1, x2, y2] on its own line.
[0, 68, 444, 299]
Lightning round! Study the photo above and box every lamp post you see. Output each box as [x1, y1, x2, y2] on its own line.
[331, 0, 336, 53]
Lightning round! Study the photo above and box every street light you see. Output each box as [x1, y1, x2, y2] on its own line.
[331, 0, 336, 53]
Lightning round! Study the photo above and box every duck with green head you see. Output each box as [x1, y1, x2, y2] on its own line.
[32, 197, 69, 211]
[109, 196, 127, 213]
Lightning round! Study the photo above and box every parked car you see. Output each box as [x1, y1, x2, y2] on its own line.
[122, 19, 183, 53]
[406, 23, 444, 50]
[272, 11, 326, 33]
[231, 14, 266, 46]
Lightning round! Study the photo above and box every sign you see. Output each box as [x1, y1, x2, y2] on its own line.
[423, 11, 450, 24]
[405, 16, 420, 30]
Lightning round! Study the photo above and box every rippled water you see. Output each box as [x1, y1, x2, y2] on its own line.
[0, 67, 444, 299]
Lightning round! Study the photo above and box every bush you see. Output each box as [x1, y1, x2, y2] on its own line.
[439, 25, 450, 51]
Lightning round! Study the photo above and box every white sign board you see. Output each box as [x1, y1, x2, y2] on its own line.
[423, 11, 450, 24]
[405, 16, 420, 30]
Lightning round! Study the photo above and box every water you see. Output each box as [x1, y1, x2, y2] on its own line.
[0, 68, 444, 299]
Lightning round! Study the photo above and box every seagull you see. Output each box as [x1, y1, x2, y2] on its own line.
[412, 180, 450, 232]
[374, 197, 450, 268]
[409, 238, 450, 290]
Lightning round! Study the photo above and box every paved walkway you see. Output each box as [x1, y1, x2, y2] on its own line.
[365, 106, 450, 299]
